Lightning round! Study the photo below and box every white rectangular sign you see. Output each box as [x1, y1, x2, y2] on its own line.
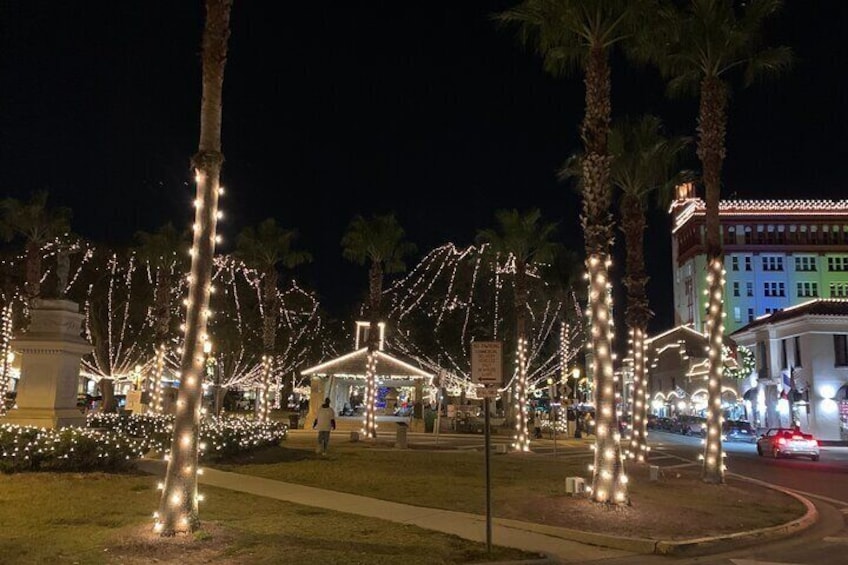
[477, 386, 499, 398]
[471, 341, 503, 385]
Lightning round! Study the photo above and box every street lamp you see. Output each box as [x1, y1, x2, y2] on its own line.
[572, 367, 581, 403]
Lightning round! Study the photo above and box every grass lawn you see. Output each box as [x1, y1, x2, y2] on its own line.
[211, 432, 806, 540]
[0, 472, 538, 564]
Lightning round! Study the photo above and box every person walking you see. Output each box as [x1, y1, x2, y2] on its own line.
[533, 411, 543, 439]
[313, 398, 336, 455]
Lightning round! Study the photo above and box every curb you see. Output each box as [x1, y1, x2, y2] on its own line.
[493, 474, 817, 557]
[652, 475, 818, 556]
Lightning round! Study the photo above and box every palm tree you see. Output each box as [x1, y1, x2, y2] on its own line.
[641, 0, 791, 484]
[477, 209, 558, 451]
[0, 190, 72, 301]
[135, 223, 186, 414]
[235, 219, 311, 421]
[157, 0, 233, 536]
[341, 213, 416, 438]
[497, 0, 638, 504]
[607, 116, 689, 462]
[543, 247, 585, 408]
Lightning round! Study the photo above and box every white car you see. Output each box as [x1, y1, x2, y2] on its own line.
[756, 428, 820, 461]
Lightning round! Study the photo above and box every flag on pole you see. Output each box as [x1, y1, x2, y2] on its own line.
[782, 369, 791, 391]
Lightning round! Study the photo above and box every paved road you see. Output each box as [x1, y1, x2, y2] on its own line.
[649, 431, 848, 506]
[603, 431, 848, 565]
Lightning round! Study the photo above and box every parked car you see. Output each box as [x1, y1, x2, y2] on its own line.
[723, 420, 757, 443]
[656, 417, 674, 431]
[756, 428, 820, 461]
[673, 415, 706, 436]
[646, 414, 659, 430]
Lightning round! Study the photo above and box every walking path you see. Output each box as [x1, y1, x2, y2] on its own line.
[137, 458, 632, 563]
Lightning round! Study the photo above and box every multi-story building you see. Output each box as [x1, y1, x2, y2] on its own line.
[670, 183, 848, 334]
[731, 299, 848, 441]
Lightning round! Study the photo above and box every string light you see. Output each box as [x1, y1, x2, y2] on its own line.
[586, 253, 629, 506]
[381, 243, 584, 399]
[701, 257, 726, 484]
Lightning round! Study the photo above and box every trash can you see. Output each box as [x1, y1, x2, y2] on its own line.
[288, 414, 299, 430]
[650, 465, 660, 481]
[395, 422, 408, 449]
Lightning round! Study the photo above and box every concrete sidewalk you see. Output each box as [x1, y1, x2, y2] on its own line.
[137, 458, 632, 563]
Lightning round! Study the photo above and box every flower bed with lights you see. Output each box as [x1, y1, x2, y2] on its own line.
[88, 413, 288, 461]
[0, 414, 288, 474]
[0, 423, 145, 473]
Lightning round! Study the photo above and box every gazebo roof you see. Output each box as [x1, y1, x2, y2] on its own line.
[300, 347, 433, 380]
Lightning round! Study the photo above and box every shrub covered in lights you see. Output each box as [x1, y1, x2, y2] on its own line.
[88, 413, 288, 461]
[0, 414, 287, 474]
[0, 423, 145, 473]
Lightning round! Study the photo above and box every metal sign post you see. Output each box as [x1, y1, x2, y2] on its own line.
[552, 402, 558, 459]
[471, 341, 502, 555]
[434, 372, 443, 446]
[484, 391, 492, 554]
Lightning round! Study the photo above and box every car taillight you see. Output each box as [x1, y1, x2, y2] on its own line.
[778, 437, 786, 445]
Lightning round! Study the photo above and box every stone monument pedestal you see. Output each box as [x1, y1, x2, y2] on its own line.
[5, 299, 92, 429]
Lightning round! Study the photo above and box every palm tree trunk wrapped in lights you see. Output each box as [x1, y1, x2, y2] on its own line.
[135, 223, 185, 415]
[699, 77, 728, 486]
[475, 211, 558, 453]
[342, 213, 416, 440]
[235, 219, 312, 423]
[622, 185, 652, 464]
[361, 349, 379, 439]
[362, 260, 382, 439]
[0, 302, 12, 416]
[151, 343, 167, 414]
[156, 0, 232, 536]
[512, 337, 530, 451]
[258, 354, 272, 422]
[608, 116, 689, 463]
[582, 46, 628, 505]
[150, 266, 173, 415]
[257, 269, 277, 422]
[496, 0, 635, 505]
[628, 327, 648, 462]
[641, 0, 792, 485]
[512, 260, 531, 452]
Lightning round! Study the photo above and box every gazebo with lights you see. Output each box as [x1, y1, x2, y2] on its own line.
[300, 321, 433, 431]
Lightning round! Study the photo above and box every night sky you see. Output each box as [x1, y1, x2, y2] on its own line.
[1, 1, 847, 333]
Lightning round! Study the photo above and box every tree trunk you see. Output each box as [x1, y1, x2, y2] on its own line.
[0, 302, 13, 416]
[157, 0, 232, 536]
[151, 268, 170, 414]
[256, 267, 278, 421]
[698, 76, 728, 485]
[99, 378, 118, 413]
[24, 240, 41, 300]
[512, 264, 530, 451]
[362, 261, 383, 439]
[621, 192, 651, 463]
[582, 46, 628, 505]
